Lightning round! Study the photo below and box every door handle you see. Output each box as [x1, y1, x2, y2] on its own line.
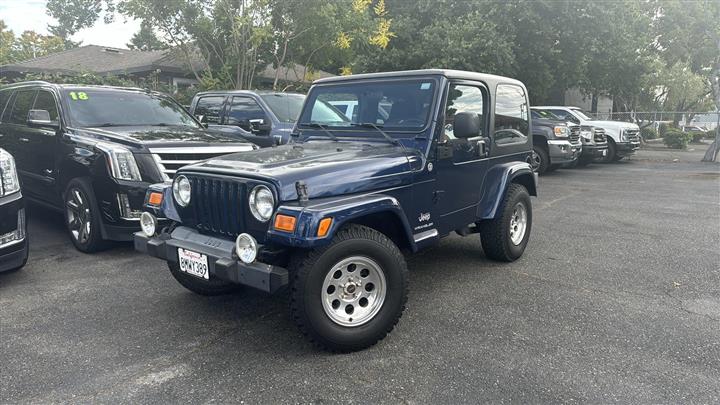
[18, 137, 30, 143]
[477, 138, 489, 157]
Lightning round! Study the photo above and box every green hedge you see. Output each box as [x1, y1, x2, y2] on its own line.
[640, 127, 657, 140]
[663, 130, 693, 149]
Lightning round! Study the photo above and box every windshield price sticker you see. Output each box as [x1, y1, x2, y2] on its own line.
[69, 91, 89, 101]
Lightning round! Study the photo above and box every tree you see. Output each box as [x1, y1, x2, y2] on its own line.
[127, 21, 167, 51]
[0, 20, 15, 65]
[0, 20, 67, 65]
[46, 0, 110, 39]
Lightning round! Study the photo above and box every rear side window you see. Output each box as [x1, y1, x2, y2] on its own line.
[33, 91, 60, 122]
[8, 90, 37, 125]
[494, 84, 528, 146]
[194, 96, 225, 124]
[0, 90, 11, 121]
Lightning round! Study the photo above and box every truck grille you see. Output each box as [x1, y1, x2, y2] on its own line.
[189, 176, 247, 237]
[569, 126, 580, 143]
[593, 128, 607, 143]
[149, 146, 254, 180]
[625, 129, 640, 143]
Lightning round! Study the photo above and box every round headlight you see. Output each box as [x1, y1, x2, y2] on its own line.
[140, 212, 158, 237]
[249, 185, 274, 222]
[173, 175, 191, 207]
[235, 233, 258, 264]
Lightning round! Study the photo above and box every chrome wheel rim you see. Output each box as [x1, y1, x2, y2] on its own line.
[321, 256, 386, 327]
[509, 202, 527, 245]
[66, 188, 91, 244]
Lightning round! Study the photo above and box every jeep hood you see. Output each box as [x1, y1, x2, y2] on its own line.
[182, 141, 423, 201]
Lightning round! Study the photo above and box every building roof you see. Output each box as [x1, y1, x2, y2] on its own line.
[0, 45, 206, 76]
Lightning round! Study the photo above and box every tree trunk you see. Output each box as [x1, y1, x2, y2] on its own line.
[591, 94, 598, 114]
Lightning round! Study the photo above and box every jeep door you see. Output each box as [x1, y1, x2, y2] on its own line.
[489, 84, 531, 163]
[435, 82, 490, 232]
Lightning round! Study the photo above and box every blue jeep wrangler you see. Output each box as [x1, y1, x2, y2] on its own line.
[135, 70, 538, 352]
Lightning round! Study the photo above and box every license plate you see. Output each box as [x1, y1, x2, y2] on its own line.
[178, 248, 209, 279]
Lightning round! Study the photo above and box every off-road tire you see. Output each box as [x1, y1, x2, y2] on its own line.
[63, 178, 109, 253]
[479, 183, 532, 262]
[289, 224, 408, 352]
[168, 262, 243, 296]
[532, 145, 550, 174]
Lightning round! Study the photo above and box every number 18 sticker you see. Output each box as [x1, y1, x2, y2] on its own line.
[69, 91, 89, 101]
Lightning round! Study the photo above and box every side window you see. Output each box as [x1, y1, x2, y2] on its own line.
[0, 90, 11, 121]
[494, 84, 528, 146]
[8, 90, 37, 125]
[194, 96, 225, 124]
[443, 84, 485, 141]
[33, 91, 60, 122]
[226, 97, 267, 128]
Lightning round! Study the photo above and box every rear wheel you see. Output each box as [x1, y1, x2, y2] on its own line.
[290, 224, 408, 352]
[479, 183, 532, 262]
[63, 178, 108, 253]
[168, 262, 242, 296]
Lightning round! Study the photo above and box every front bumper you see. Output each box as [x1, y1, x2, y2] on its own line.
[134, 226, 288, 293]
[616, 141, 640, 155]
[547, 139, 582, 164]
[0, 193, 28, 272]
[581, 143, 609, 159]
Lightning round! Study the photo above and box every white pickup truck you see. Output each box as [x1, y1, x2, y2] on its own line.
[534, 106, 640, 161]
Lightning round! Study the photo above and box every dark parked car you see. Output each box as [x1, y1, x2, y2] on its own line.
[0, 148, 28, 272]
[529, 109, 581, 174]
[135, 69, 538, 352]
[189, 91, 305, 147]
[0, 82, 256, 252]
[531, 108, 608, 167]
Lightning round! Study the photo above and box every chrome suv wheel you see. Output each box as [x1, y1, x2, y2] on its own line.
[321, 256, 387, 327]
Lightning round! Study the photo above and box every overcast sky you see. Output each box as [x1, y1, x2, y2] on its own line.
[1, 0, 140, 49]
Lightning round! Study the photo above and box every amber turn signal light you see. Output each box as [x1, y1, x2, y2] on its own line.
[317, 218, 333, 237]
[148, 192, 163, 206]
[274, 214, 296, 232]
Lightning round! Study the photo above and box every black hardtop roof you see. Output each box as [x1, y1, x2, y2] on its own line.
[313, 69, 525, 88]
[194, 89, 305, 97]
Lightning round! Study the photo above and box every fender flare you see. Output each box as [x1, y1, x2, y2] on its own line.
[267, 193, 416, 250]
[478, 162, 537, 220]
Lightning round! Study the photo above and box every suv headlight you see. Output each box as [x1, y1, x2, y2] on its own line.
[553, 126, 569, 138]
[249, 185, 274, 222]
[173, 175, 191, 207]
[97, 143, 142, 181]
[0, 148, 20, 196]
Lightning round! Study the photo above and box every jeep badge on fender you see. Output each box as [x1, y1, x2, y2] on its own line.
[134, 70, 538, 352]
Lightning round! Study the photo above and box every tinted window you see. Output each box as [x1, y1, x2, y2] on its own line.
[33, 91, 59, 122]
[443, 84, 485, 141]
[9, 90, 37, 125]
[299, 79, 436, 133]
[260, 93, 304, 123]
[62, 89, 199, 128]
[531, 109, 559, 120]
[0, 90, 11, 121]
[226, 96, 267, 126]
[194, 96, 224, 124]
[494, 84, 528, 145]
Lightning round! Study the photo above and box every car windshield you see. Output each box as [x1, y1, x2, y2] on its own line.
[260, 93, 305, 123]
[62, 89, 200, 128]
[298, 78, 437, 133]
[570, 108, 596, 121]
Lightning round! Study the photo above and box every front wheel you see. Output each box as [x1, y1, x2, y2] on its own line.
[63, 178, 108, 253]
[290, 224, 408, 352]
[602, 139, 618, 162]
[531, 145, 550, 174]
[479, 183, 532, 262]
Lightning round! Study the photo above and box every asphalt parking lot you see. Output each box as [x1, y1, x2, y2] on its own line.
[1, 149, 719, 403]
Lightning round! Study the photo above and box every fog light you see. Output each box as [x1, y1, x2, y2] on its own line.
[140, 212, 158, 237]
[235, 233, 257, 264]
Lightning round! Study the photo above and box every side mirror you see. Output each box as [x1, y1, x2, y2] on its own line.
[27, 109, 58, 129]
[453, 112, 481, 139]
[249, 118, 271, 135]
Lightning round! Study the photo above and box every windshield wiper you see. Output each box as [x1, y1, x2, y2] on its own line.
[352, 122, 400, 146]
[299, 122, 338, 142]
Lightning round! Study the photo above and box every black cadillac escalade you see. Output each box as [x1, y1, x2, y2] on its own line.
[0, 82, 255, 252]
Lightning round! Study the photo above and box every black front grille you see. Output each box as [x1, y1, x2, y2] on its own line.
[569, 126, 580, 143]
[189, 176, 247, 237]
[594, 128, 607, 143]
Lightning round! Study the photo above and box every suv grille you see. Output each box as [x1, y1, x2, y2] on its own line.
[189, 176, 247, 237]
[150, 146, 254, 179]
[569, 126, 580, 143]
[625, 129, 640, 143]
[593, 128, 607, 143]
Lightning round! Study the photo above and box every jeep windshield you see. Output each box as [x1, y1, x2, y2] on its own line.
[260, 93, 305, 123]
[61, 89, 201, 128]
[298, 78, 437, 134]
